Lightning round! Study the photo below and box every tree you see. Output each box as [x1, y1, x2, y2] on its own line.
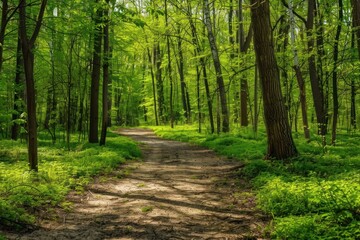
[11, 29, 24, 140]
[288, 0, 310, 141]
[204, 0, 229, 133]
[251, 0, 298, 159]
[351, 0, 360, 129]
[331, 0, 343, 145]
[100, 0, 111, 146]
[19, 0, 48, 171]
[307, 0, 327, 143]
[89, 0, 103, 143]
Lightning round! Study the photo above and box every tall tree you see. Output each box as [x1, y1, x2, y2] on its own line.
[331, 0, 343, 145]
[165, 0, 174, 128]
[0, 0, 18, 74]
[185, 0, 214, 133]
[238, 0, 252, 127]
[307, 0, 327, 143]
[351, 0, 360, 129]
[11, 30, 24, 140]
[19, 0, 48, 171]
[288, 0, 310, 140]
[100, 0, 111, 146]
[89, 0, 103, 143]
[251, 0, 298, 159]
[204, 0, 229, 132]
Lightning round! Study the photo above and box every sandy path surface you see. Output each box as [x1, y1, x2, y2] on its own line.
[5, 128, 267, 240]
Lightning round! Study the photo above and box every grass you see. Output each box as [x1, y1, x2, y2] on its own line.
[150, 125, 360, 239]
[0, 131, 141, 231]
[140, 206, 153, 213]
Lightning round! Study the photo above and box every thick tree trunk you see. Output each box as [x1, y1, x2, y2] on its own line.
[204, 0, 229, 133]
[89, 0, 103, 143]
[251, 0, 297, 159]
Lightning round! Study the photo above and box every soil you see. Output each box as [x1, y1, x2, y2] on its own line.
[3, 128, 268, 240]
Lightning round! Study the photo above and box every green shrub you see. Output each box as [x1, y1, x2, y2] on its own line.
[150, 125, 360, 239]
[0, 131, 140, 229]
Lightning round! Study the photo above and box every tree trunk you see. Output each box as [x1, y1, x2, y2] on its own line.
[186, 3, 214, 133]
[331, 0, 343, 145]
[11, 33, 24, 140]
[89, 0, 103, 143]
[66, 39, 74, 150]
[253, 64, 259, 135]
[147, 47, 159, 125]
[19, 0, 47, 171]
[238, 0, 252, 127]
[154, 44, 164, 123]
[165, 0, 174, 128]
[44, 28, 57, 144]
[0, 0, 8, 73]
[251, 0, 298, 159]
[196, 64, 201, 133]
[177, 26, 191, 122]
[307, 0, 327, 142]
[289, 0, 310, 140]
[204, 0, 229, 132]
[100, 1, 110, 146]
[351, 0, 360, 129]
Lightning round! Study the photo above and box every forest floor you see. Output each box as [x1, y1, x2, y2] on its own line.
[4, 128, 268, 240]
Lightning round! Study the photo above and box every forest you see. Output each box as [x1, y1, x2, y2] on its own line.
[0, 0, 360, 239]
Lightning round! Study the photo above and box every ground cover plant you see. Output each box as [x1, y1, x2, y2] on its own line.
[151, 125, 360, 239]
[0, 131, 141, 232]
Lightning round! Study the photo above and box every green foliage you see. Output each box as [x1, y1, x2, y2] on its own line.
[0, 132, 140, 229]
[151, 125, 360, 239]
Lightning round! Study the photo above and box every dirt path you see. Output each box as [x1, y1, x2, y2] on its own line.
[7, 128, 267, 240]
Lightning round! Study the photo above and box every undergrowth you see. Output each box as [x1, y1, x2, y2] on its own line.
[151, 125, 360, 239]
[0, 131, 140, 231]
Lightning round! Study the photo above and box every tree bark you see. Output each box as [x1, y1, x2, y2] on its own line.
[100, 0, 110, 146]
[204, 0, 229, 132]
[165, 0, 174, 128]
[89, 0, 103, 143]
[331, 0, 343, 145]
[186, 2, 214, 133]
[177, 26, 191, 122]
[351, 0, 360, 129]
[19, 0, 47, 171]
[307, 0, 327, 141]
[154, 43, 164, 123]
[11, 32, 24, 140]
[238, 0, 252, 127]
[289, 0, 310, 140]
[251, 0, 298, 159]
[147, 47, 159, 125]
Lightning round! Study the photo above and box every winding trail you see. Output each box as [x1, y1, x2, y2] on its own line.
[9, 128, 267, 240]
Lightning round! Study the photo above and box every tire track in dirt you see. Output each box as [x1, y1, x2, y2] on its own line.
[7, 128, 268, 240]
